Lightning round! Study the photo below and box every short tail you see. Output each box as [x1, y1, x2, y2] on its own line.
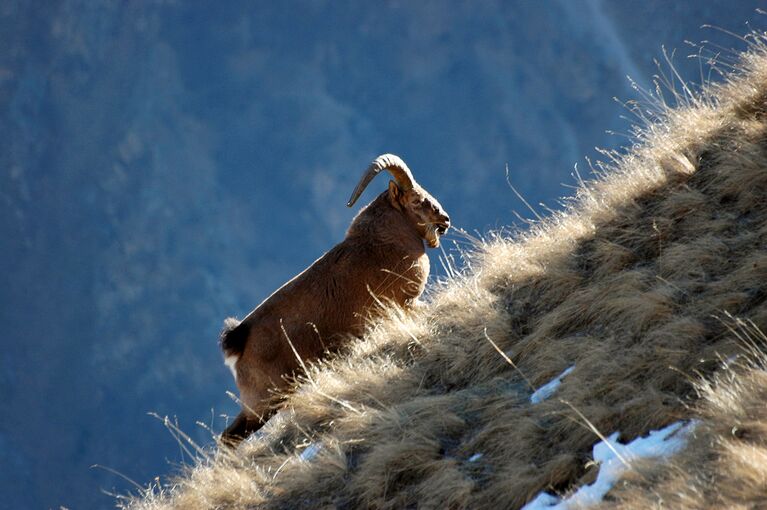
[219, 317, 248, 357]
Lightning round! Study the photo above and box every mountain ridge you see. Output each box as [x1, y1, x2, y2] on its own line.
[124, 27, 767, 510]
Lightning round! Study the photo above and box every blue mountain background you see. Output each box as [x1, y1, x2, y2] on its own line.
[1, 2, 762, 509]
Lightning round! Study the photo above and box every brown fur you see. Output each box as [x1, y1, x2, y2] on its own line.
[221, 177, 449, 444]
[125, 31, 767, 510]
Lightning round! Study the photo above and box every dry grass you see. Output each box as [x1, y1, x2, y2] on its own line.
[595, 319, 767, 510]
[125, 30, 767, 510]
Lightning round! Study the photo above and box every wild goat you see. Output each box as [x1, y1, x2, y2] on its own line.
[219, 154, 450, 445]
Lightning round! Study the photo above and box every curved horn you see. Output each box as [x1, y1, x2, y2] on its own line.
[347, 154, 416, 207]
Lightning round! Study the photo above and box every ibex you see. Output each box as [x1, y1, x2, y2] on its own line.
[220, 154, 450, 445]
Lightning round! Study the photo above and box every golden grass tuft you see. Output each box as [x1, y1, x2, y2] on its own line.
[596, 319, 767, 509]
[125, 30, 767, 509]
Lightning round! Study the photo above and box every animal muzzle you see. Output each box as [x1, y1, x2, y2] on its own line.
[426, 218, 450, 248]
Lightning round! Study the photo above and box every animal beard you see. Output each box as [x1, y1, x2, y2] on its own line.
[426, 224, 440, 248]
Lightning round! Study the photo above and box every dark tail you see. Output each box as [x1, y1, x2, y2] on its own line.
[219, 317, 248, 357]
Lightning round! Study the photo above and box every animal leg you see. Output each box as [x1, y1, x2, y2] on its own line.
[220, 411, 268, 447]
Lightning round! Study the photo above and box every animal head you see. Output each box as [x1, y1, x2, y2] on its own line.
[347, 154, 450, 248]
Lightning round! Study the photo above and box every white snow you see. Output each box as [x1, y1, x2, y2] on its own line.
[299, 442, 321, 462]
[468, 453, 483, 462]
[521, 420, 697, 510]
[530, 366, 575, 404]
[523, 492, 560, 510]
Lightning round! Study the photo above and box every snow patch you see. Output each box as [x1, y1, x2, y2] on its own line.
[299, 443, 321, 462]
[521, 420, 697, 510]
[524, 492, 560, 510]
[530, 365, 575, 404]
[468, 453, 483, 462]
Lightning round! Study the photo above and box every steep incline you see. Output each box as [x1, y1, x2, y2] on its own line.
[127, 34, 767, 509]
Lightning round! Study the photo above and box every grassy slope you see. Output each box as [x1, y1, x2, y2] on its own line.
[596, 319, 767, 509]
[127, 34, 767, 510]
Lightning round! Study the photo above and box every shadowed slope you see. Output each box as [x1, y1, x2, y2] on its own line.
[126, 32, 767, 509]
[595, 320, 767, 509]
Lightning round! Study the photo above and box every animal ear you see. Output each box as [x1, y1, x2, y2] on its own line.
[388, 180, 403, 209]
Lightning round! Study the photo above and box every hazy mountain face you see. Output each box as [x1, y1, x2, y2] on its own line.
[1, 1, 761, 508]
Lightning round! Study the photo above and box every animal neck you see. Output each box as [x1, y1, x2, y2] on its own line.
[347, 192, 425, 252]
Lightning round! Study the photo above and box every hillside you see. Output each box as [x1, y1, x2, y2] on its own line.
[126, 33, 767, 509]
